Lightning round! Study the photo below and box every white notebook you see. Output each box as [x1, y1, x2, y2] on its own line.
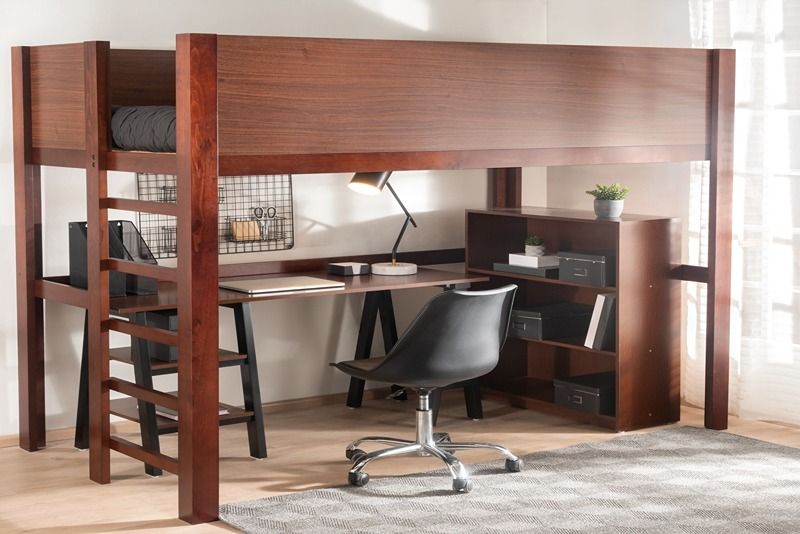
[219, 275, 345, 295]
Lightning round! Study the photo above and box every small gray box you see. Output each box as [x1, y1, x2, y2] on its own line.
[554, 372, 615, 416]
[509, 303, 593, 341]
[558, 251, 616, 287]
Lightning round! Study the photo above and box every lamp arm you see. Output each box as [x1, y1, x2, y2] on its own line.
[386, 183, 417, 228]
[391, 215, 412, 265]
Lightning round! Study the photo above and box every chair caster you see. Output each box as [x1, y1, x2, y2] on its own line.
[348, 471, 370, 487]
[346, 448, 367, 463]
[452, 478, 473, 493]
[505, 458, 523, 472]
[433, 432, 451, 443]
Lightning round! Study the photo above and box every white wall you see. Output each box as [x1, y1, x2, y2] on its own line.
[0, 0, 548, 437]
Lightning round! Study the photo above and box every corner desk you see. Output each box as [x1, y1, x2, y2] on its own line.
[67, 265, 488, 475]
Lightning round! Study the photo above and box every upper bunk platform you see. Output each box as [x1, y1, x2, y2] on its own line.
[20, 35, 721, 176]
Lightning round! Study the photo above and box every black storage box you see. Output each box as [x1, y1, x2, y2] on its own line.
[509, 302, 593, 341]
[145, 310, 178, 362]
[554, 372, 616, 416]
[69, 220, 158, 297]
[558, 251, 616, 287]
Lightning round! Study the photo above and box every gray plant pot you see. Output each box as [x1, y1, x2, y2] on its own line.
[594, 199, 624, 218]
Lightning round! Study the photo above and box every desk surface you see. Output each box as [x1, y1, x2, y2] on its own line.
[110, 267, 489, 314]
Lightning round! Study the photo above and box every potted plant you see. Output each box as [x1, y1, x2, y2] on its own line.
[586, 183, 629, 218]
[525, 235, 545, 256]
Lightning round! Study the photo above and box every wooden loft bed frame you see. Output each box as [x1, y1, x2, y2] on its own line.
[12, 34, 734, 522]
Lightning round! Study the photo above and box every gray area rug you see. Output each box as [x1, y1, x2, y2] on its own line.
[220, 426, 800, 533]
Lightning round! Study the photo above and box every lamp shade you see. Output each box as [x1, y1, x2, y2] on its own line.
[348, 171, 392, 195]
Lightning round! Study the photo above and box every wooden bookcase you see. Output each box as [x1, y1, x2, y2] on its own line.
[466, 207, 680, 431]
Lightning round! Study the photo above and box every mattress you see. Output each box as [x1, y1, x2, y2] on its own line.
[111, 106, 176, 152]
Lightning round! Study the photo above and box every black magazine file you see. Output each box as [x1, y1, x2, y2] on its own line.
[69, 220, 159, 297]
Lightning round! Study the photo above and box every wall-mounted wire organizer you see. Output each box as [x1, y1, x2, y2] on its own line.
[136, 173, 294, 258]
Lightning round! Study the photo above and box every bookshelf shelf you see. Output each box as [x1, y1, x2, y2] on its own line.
[468, 266, 617, 291]
[467, 207, 680, 432]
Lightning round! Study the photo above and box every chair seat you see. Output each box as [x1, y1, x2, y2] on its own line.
[330, 357, 387, 382]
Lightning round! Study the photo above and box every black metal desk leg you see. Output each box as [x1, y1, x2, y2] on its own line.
[378, 291, 406, 401]
[346, 292, 381, 408]
[463, 379, 483, 420]
[74, 310, 90, 450]
[132, 312, 162, 477]
[233, 302, 267, 459]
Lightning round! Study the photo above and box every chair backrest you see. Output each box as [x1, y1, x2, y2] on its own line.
[373, 285, 517, 389]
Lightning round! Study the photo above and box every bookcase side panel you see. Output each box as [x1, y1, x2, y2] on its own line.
[616, 219, 680, 430]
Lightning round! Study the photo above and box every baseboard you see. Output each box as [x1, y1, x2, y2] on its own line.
[0, 386, 393, 450]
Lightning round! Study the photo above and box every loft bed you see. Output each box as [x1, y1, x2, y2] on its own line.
[13, 34, 734, 523]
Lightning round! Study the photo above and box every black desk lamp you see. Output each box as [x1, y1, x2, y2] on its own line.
[349, 171, 418, 275]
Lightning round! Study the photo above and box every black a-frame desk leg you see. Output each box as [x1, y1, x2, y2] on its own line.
[75, 311, 162, 476]
[74, 310, 90, 450]
[346, 292, 382, 408]
[346, 290, 405, 408]
[132, 312, 162, 477]
[232, 302, 267, 459]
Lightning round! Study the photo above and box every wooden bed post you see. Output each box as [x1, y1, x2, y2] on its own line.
[705, 49, 735, 430]
[490, 168, 522, 209]
[12, 46, 45, 452]
[84, 41, 112, 483]
[176, 33, 220, 523]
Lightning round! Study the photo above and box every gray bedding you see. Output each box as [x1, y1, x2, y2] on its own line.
[111, 106, 176, 152]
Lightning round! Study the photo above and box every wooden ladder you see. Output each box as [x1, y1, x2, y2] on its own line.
[82, 36, 221, 523]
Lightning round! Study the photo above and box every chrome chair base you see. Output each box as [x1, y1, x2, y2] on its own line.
[345, 391, 522, 493]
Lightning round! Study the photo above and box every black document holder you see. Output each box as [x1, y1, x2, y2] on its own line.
[69, 220, 159, 297]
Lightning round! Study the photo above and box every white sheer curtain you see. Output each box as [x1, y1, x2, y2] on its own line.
[687, 0, 800, 425]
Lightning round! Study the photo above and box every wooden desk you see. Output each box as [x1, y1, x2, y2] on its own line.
[69, 267, 487, 476]
[110, 267, 486, 313]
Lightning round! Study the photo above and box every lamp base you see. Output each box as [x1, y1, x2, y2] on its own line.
[371, 262, 418, 276]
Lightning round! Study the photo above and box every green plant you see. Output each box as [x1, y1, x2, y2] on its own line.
[586, 183, 629, 200]
[525, 235, 544, 246]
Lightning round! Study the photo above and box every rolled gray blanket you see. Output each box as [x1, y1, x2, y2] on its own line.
[111, 105, 176, 152]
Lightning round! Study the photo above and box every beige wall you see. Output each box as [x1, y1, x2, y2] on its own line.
[0, 0, 548, 437]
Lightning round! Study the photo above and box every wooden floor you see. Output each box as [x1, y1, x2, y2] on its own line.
[2, 393, 799, 533]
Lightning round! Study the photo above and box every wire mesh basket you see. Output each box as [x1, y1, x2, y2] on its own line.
[136, 173, 294, 258]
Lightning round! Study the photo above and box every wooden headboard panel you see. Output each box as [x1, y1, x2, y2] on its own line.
[216, 35, 712, 174]
[29, 44, 85, 151]
[110, 49, 175, 106]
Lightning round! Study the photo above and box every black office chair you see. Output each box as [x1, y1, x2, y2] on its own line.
[331, 285, 521, 493]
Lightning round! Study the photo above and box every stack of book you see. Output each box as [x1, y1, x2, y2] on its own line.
[493, 252, 560, 278]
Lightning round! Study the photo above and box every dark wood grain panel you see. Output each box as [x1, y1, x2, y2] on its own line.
[176, 33, 220, 524]
[490, 168, 522, 209]
[217, 36, 710, 160]
[706, 49, 735, 430]
[29, 43, 85, 150]
[616, 219, 680, 430]
[13, 46, 46, 452]
[110, 49, 175, 106]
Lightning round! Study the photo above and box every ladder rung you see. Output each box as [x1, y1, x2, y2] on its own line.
[107, 318, 178, 346]
[102, 197, 179, 216]
[105, 258, 177, 282]
[109, 436, 178, 474]
[106, 377, 179, 410]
